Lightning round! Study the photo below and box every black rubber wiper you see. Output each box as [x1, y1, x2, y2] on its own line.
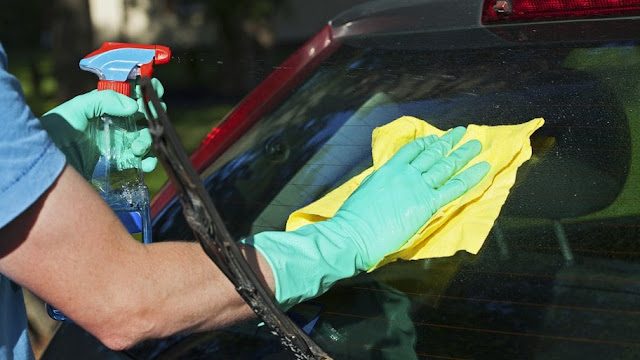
[139, 77, 331, 360]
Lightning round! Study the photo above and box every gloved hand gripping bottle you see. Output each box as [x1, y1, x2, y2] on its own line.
[46, 42, 171, 322]
[81, 42, 171, 244]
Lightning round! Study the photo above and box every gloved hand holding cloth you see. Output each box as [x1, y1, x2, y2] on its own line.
[289, 116, 545, 269]
[244, 123, 490, 309]
[40, 78, 164, 179]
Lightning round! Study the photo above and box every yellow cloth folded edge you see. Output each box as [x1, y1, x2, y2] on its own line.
[286, 116, 545, 271]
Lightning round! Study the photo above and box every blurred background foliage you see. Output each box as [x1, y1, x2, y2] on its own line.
[0, 0, 306, 196]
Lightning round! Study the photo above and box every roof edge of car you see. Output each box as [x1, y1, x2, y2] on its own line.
[329, 0, 484, 38]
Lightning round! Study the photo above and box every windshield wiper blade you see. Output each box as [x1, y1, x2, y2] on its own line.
[139, 77, 331, 360]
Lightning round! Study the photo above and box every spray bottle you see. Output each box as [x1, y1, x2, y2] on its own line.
[46, 42, 171, 321]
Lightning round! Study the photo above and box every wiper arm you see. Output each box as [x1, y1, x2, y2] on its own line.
[139, 77, 331, 360]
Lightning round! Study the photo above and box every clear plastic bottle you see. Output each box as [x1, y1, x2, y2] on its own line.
[89, 114, 152, 244]
[46, 41, 170, 322]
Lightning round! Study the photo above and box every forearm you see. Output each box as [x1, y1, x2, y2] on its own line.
[81, 241, 274, 349]
[131, 242, 274, 340]
[0, 165, 274, 350]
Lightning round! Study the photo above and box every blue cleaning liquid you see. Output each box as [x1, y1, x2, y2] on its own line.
[92, 117, 152, 244]
[103, 184, 152, 244]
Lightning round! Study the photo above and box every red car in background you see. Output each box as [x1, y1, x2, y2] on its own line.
[44, 0, 640, 358]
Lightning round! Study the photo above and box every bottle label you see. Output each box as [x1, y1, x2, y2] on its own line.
[116, 210, 143, 233]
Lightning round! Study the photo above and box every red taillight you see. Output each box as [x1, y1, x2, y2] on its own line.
[482, 0, 640, 24]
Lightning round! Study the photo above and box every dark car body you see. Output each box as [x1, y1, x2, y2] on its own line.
[44, 0, 640, 358]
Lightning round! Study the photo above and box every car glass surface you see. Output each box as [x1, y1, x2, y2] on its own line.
[148, 40, 640, 359]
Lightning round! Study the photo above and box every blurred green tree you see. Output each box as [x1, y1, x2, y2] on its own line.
[51, 0, 95, 99]
[186, 0, 289, 95]
[0, 0, 94, 102]
[0, 1, 48, 98]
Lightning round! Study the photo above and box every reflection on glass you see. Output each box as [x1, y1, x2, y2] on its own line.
[150, 41, 640, 359]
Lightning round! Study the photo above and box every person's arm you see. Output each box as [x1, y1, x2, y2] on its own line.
[1, 61, 488, 351]
[0, 118, 488, 351]
[0, 164, 274, 350]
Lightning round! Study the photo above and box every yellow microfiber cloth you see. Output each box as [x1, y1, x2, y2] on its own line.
[285, 116, 545, 271]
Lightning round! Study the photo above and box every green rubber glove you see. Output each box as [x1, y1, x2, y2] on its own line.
[40, 78, 164, 179]
[245, 126, 490, 309]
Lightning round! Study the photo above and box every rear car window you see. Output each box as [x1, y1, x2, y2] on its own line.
[150, 38, 640, 358]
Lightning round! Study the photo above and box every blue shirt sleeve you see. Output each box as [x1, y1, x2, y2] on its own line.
[0, 276, 34, 360]
[0, 43, 66, 229]
[0, 43, 65, 360]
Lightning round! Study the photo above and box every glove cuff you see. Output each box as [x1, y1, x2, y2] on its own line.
[243, 222, 362, 310]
